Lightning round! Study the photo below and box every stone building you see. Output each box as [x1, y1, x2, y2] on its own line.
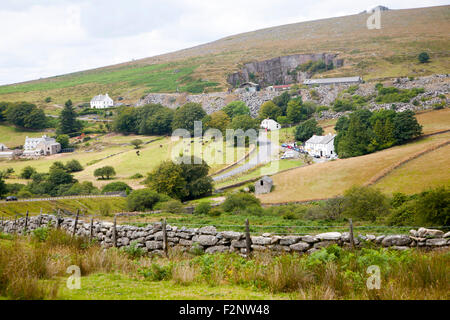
[23, 135, 61, 157]
[255, 176, 273, 195]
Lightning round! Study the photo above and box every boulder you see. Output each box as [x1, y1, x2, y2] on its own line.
[196, 235, 218, 246]
[251, 245, 267, 251]
[231, 239, 247, 248]
[279, 236, 301, 245]
[316, 232, 341, 241]
[314, 240, 338, 249]
[417, 227, 444, 238]
[198, 226, 217, 235]
[145, 241, 163, 250]
[205, 245, 229, 254]
[443, 232, 450, 238]
[425, 238, 447, 247]
[381, 235, 411, 247]
[290, 242, 310, 252]
[220, 231, 243, 240]
[391, 246, 410, 251]
[251, 236, 272, 245]
[301, 235, 319, 243]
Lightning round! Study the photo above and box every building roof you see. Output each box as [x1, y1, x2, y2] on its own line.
[261, 118, 279, 125]
[91, 93, 112, 102]
[306, 134, 336, 145]
[260, 176, 273, 184]
[273, 84, 292, 89]
[303, 77, 362, 85]
[240, 82, 259, 88]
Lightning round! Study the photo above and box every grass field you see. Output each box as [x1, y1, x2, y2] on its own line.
[415, 108, 450, 134]
[0, 197, 127, 218]
[258, 131, 450, 203]
[0, 6, 448, 106]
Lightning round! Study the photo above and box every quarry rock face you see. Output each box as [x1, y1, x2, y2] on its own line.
[1, 215, 448, 256]
[227, 53, 344, 87]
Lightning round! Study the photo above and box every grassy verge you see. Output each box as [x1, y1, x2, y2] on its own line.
[1, 231, 448, 300]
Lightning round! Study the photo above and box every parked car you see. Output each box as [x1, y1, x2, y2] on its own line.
[5, 196, 18, 201]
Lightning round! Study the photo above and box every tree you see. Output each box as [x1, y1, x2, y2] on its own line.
[94, 166, 116, 180]
[222, 101, 250, 119]
[0, 175, 7, 198]
[146, 161, 188, 200]
[272, 92, 291, 114]
[102, 181, 132, 194]
[127, 189, 168, 212]
[415, 186, 449, 226]
[24, 108, 46, 129]
[58, 99, 82, 134]
[259, 101, 282, 120]
[393, 110, 422, 144]
[20, 166, 37, 179]
[47, 168, 75, 187]
[172, 103, 206, 135]
[179, 156, 213, 199]
[194, 202, 212, 215]
[343, 186, 390, 222]
[294, 118, 324, 142]
[131, 139, 143, 149]
[203, 110, 230, 134]
[113, 107, 139, 134]
[230, 114, 259, 131]
[221, 193, 261, 213]
[65, 160, 83, 172]
[5, 102, 46, 129]
[50, 161, 66, 172]
[56, 134, 70, 149]
[418, 52, 430, 63]
[139, 106, 174, 135]
[286, 99, 303, 124]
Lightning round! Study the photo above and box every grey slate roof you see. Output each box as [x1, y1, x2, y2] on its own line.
[260, 176, 273, 184]
[91, 94, 111, 102]
[306, 134, 336, 145]
[303, 77, 362, 85]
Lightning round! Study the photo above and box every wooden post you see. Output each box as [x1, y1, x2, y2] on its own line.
[245, 219, 252, 257]
[162, 219, 168, 257]
[72, 210, 79, 237]
[349, 218, 355, 249]
[112, 215, 117, 248]
[56, 209, 61, 229]
[24, 211, 29, 234]
[89, 218, 94, 242]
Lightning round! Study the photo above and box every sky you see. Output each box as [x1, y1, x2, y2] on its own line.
[0, 0, 448, 86]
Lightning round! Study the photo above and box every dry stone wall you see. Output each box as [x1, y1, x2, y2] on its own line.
[1, 215, 449, 255]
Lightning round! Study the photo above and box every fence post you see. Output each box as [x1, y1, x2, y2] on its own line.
[112, 215, 117, 248]
[162, 219, 168, 257]
[24, 211, 29, 234]
[56, 209, 61, 229]
[72, 210, 79, 237]
[349, 218, 355, 249]
[245, 219, 252, 257]
[89, 218, 94, 242]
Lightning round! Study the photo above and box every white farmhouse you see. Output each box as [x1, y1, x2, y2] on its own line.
[23, 135, 61, 157]
[304, 133, 336, 157]
[90, 93, 114, 109]
[260, 119, 281, 131]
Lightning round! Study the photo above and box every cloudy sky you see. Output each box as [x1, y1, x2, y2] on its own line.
[0, 0, 447, 86]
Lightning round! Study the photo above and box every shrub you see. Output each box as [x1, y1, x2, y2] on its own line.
[343, 186, 390, 222]
[102, 181, 132, 194]
[207, 208, 222, 217]
[194, 202, 212, 215]
[415, 186, 449, 226]
[139, 263, 173, 281]
[32, 227, 50, 242]
[20, 166, 37, 179]
[159, 200, 184, 213]
[65, 160, 83, 173]
[122, 241, 146, 259]
[221, 193, 261, 213]
[126, 189, 168, 212]
[131, 139, 143, 149]
[418, 52, 430, 63]
[129, 173, 144, 179]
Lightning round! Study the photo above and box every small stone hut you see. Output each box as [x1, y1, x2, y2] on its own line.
[255, 176, 273, 195]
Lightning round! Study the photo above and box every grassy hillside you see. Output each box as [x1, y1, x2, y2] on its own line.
[0, 5, 448, 106]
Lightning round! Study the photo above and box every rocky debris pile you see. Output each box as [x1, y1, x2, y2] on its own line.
[1, 215, 449, 256]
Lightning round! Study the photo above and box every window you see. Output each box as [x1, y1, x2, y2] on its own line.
[260, 180, 264, 186]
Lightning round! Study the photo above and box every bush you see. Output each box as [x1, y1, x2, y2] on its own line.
[65, 160, 83, 173]
[32, 227, 50, 242]
[343, 186, 390, 222]
[221, 193, 261, 213]
[102, 181, 132, 194]
[415, 186, 449, 226]
[129, 173, 144, 179]
[194, 202, 212, 215]
[418, 52, 430, 63]
[122, 241, 146, 259]
[159, 200, 184, 213]
[127, 189, 169, 212]
[20, 166, 37, 179]
[139, 263, 173, 281]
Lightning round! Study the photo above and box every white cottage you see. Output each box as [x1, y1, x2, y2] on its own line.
[260, 119, 281, 131]
[90, 93, 114, 109]
[304, 133, 336, 157]
[23, 135, 61, 157]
